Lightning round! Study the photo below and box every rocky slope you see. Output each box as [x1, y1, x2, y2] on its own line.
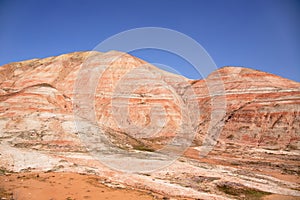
[0, 51, 299, 199]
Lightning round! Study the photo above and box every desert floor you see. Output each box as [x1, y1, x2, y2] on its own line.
[0, 172, 163, 200]
[1, 171, 300, 200]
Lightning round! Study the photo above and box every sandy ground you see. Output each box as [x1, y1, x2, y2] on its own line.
[0, 172, 159, 200]
[1, 171, 299, 200]
[0, 147, 299, 200]
[262, 194, 300, 200]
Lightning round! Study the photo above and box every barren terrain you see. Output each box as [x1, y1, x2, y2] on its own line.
[0, 51, 299, 199]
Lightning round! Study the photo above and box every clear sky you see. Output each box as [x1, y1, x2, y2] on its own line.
[0, 0, 299, 81]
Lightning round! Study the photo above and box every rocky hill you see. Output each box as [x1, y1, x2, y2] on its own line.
[0, 51, 299, 199]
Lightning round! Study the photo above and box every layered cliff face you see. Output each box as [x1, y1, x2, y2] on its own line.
[192, 67, 300, 150]
[215, 67, 300, 150]
[0, 51, 300, 199]
[0, 51, 197, 153]
[1, 51, 299, 152]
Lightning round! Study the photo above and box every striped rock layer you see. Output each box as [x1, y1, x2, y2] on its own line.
[0, 51, 299, 152]
[1, 51, 300, 199]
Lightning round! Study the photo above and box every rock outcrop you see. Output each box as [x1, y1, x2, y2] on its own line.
[193, 67, 300, 150]
[0, 51, 299, 199]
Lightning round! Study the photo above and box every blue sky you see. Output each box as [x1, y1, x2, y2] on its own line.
[0, 0, 299, 81]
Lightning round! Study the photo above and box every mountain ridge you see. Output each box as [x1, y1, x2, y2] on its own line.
[0, 51, 299, 199]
